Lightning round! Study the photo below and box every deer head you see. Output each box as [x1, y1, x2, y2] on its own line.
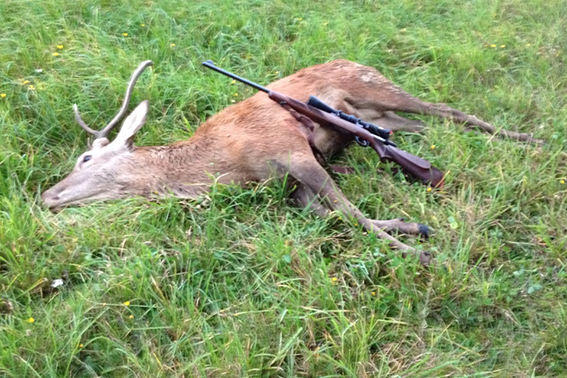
[42, 61, 153, 210]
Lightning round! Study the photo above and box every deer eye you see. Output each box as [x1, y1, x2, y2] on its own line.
[83, 155, 92, 163]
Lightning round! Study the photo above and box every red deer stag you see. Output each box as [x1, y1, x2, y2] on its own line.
[42, 60, 539, 265]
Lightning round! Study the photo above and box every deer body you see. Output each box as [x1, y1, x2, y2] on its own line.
[42, 60, 539, 264]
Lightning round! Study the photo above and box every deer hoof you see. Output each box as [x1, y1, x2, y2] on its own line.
[419, 250, 433, 266]
[418, 224, 430, 239]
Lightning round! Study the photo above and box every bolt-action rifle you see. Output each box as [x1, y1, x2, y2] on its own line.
[202, 60, 444, 187]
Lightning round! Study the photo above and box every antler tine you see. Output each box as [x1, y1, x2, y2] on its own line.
[74, 60, 154, 139]
[73, 103, 99, 136]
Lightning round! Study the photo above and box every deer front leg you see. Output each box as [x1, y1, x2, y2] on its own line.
[368, 218, 430, 239]
[285, 155, 432, 265]
[292, 184, 429, 238]
[290, 184, 330, 218]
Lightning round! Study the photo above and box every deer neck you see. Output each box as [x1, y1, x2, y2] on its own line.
[129, 136, 221, 199]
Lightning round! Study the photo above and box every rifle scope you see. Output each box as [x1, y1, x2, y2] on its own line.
[307, 96, 392, 141]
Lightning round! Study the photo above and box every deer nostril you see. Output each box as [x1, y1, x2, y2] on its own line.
[42, 189, 62, 206]
[42, 193, 62, 211]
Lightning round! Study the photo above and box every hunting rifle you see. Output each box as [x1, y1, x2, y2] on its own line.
[202, 60, 444, 187]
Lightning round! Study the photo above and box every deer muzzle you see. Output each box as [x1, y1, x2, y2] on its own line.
[41, 185, 67, 210]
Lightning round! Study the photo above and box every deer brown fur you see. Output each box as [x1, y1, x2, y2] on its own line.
[42, 59, 539, 264]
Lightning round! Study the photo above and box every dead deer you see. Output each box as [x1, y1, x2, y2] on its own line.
[42, 60, 540, 265]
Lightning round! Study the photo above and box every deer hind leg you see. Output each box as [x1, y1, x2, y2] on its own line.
[339, 79, 542, 143]
[366, 111, 426, 133]
[397, 98, 543, 144]
[284, 154, 432, 265]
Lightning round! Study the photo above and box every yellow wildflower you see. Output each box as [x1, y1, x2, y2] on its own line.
[500, 45, 505, 48]
[128, 315, 134, 319]
[79, 344, 84, 348]
[52, 52, 59, 57]
[56, 44, 64, 49]
[526, 43, 531, 47]
[28, 85, 35, 90]
[140, 23, 145, 27]
[0, 93, 6, 98]
[123, 301, 131, 306]
[170, 43, 175, 47]
[560, 180, 565, 184]
[427, 187, 432, 192]
[122, 33, 128, 37]
[231, 80, 236, 84]
[26, 317, 35, 323]
[431, 145, 436, 149]
[490, 44, 496, 48]
[23, 80, 30, 84]
[233, 93, 238, 96]
[331, 277, 338, 283]
[371, 291, 376, 296]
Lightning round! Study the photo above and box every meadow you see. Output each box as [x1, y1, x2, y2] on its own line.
[1, 0, 566, 376]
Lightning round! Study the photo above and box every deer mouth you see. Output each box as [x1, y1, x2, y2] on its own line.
[41, 192, 98, 212]
[41, 183, 130, 211]
[41, 185, 83, 211]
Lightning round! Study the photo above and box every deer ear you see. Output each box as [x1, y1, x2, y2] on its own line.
[112, 100, 149, 149]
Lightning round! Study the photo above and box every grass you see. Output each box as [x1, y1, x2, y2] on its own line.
[1, 0, 566, 376]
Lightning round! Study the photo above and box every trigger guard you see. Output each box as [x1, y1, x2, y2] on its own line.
[355, 136, 370, 147]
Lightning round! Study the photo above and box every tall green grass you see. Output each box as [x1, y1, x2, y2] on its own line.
[1, 0, 566, 376]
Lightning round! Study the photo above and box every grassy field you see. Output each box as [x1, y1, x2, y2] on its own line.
[1, 0, 566, 376]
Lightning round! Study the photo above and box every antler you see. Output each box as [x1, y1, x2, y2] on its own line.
[73, 60, 154, 139]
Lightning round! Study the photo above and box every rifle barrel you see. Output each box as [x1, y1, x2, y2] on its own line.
[202, 60, 270, 93]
